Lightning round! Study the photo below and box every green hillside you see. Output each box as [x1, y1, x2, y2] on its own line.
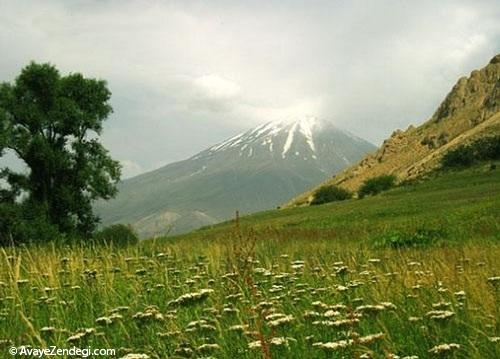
[171, 163, 500, 246]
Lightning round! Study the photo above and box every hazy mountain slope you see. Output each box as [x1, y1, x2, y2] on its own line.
[95, 117, 375, 237]
[286, 54, 500, 207]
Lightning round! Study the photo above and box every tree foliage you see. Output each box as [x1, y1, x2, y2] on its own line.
[0, 62, 121, 241]
[0, 201, 62, 246]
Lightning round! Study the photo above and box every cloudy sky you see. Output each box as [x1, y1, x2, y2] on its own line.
[1, 0, 499, 178]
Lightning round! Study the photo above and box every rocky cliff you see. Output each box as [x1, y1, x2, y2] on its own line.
[287, 54, 500, 206]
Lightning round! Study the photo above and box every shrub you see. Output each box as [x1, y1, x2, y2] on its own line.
[471, 135, 500, 160]
[373, 228, 447, 248]
[311, 185, 352, 205]
[358, 175, 396, 198]
[441, 145, 475, 168]
[93, 224, 139, 247]
[441, 135, 500, 168]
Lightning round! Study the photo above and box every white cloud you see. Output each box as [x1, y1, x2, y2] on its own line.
[189, 74, 242, 113]
[238, 98, 325, 124]
[448, 34, 488, 63]
[194, 74, 241, 99]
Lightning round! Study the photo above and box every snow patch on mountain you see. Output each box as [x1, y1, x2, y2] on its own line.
[299, 117, 317, 152]
[279, 116, 319, 158]
[282, 120, 299, 158]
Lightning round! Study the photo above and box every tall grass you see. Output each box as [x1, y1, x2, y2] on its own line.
[0, 165, 498, 358]
[0, 235, 499, 358]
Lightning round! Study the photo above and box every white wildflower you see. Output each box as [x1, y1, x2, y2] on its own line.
[267, 315, 294, 328]
[248, 341, 262, 349]
[67, 328, 95, 343]
[132, 306, 164, 322]
[119, 355, 150, 359]
[355, 304, 386, 314]
[425, 310, 455, 320]
[428, 343, 460, 354]
[168, 289, 214, 306]
[313, 339, 353, 350]
[95, 316, 113, 326]
[432, 301, 451, 309]
[229, 324, 248, 332]
[358, 332, 384, 344]
[197, 343, 220, 353]
[323, 310, 341, 318]
[454, 291, 466, 300]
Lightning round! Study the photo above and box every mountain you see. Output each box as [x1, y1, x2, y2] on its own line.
[95, 117, 375, 237]
[287, 54, 500, 207]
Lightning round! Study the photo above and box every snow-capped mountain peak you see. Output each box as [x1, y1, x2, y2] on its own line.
[206, 116, 327, 159]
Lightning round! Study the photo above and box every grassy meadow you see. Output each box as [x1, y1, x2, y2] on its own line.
[0, 164, 499, 358]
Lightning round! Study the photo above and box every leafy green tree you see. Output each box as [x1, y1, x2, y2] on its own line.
[0, 62, 121, 239]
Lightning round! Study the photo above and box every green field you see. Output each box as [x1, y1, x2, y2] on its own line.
[1, 164, 499, 358]
[182, 163, 500, 245]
